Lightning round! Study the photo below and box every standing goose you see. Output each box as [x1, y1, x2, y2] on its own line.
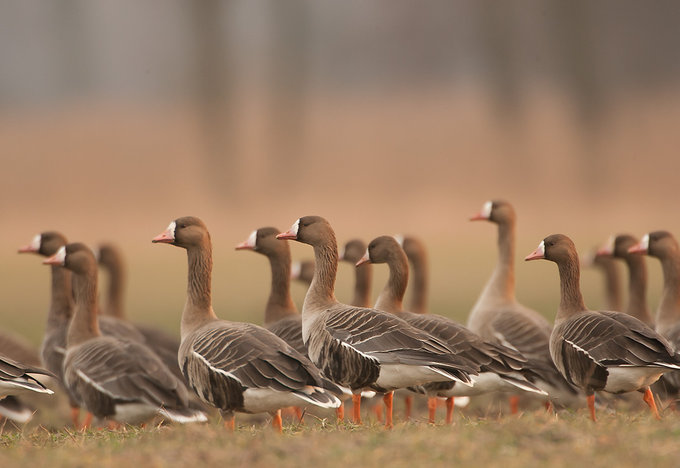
[152, 217, 340, 432]
[596, 234, 653, 326]
[44, 243, 206, 426]
[235, 227, 305, 355]
[277, 216, 478, 429]
[468, 200, 579, 410]
[97, 243, 184, 381]
[396, 236, 429, 315]
[582, 248, 624, 313]
[19, 232, 148, 428]
[629, 231, 680, 399]
[360, 236, 546, 424]
[339, 240, 372, 308]
[0, 332, 43, 423]
[525, 234, 680, 421]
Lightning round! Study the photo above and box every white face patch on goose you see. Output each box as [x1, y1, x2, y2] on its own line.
[481, 201, 493, 219]
[30, 234, 41, 251]
[247, 230, 258, 249]
[394, 235, 404, 247]
[641, 234, 650, 251]
[289, 219, 300, 237]
[536, 240, 545, 257]
[604, 235, 615, 255]
[167, 221, 177, 240]
[53, 246, 67, 266]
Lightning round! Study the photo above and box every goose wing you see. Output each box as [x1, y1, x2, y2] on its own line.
[182, 322, 334, 410]
[323, 307, 479, 373]
[65, 337, 189, 412]
[266, 316, 306, 356]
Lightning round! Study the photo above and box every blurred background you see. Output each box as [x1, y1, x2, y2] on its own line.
[2, 1, 680, 342]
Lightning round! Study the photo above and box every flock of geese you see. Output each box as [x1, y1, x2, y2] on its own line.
[2, 200, 680, 432]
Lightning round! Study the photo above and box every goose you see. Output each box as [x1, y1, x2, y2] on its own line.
[235, 227, 305, 355]
[468, 200, 579, 411]
[581, 248, 624, 313]
[396, 236, 429, 315]
[339, 240, 372, 308]
[0, 332, 43, 423]
[0, 355, 53, 400]
[97, 243, 184, 381]
[629, 231, 680, 402]
[526, 234, 680, 421]
[277, 216, 479, 429]
[19, 231, 150, 428]
[596, 234, 653, 326]
[291, 260, 315, 286]
[359, 235, 546, 424]
[152, 217, 340, 432]
[44, 243, 207, 426]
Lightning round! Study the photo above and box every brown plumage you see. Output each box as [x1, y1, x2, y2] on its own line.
[467, 200, 579, 408]
[526, 234, 680, 421]
[596, 234, 653, 326]
[152, 217, 340, 431]
[97, 243, 184, 382]
[362, 235, 545, 423]
[45, 243, 206, 425]
[278, 216, 479, 429]
[235, 227, 305, 355]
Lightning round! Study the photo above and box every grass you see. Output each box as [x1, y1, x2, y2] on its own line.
[1, 401, 679, 468]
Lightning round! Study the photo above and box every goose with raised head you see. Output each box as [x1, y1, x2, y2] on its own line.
[396, 236, 429, 315]
[235, 227, 305, 355]
[97, 243, 184, 380]
[19, 231, 149, 428]
[582, 248, 624, 313]
[596, 234, 653, 326]
[526, 234, 680, 421]
[153, 217, 340, 432]
[468, 200, 579, 411]
[360, 235, 546, 424]
[277, 216, 479, 429]
[44, 243, 207, 426]
[629, 231, 680, 400]
[0, 332, 43, 423]
[339, 239, 373, 308]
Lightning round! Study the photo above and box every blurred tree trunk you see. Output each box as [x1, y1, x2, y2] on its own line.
[190, 0, 239, 199]
[265, 0, 310, 182]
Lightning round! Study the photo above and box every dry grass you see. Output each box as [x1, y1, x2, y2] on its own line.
[1, 407, 679, 468]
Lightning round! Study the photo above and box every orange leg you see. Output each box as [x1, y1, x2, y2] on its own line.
[642, 387, 661, 420]
[223, 414, 235, 431]
[80, 412, 93, 430]
[587, 394, 597, 422]
[427, 397, 438, 424]
[404, 395, 413, 420]
[383, 392, 393, 430]
[336, 401, 345, 421]
[294, 406, 304, 423]
[545, 400, 554, 414]
[352, 394, 362, 424]
[445, 397, 454, 425]
[272, 409, 283, 433]
[509, 395, 520, 415]
[70, 406, 80, 429]
[373, 402, 384, 422]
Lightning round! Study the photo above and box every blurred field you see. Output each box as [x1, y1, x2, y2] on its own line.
[2, 409, 680, 468]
